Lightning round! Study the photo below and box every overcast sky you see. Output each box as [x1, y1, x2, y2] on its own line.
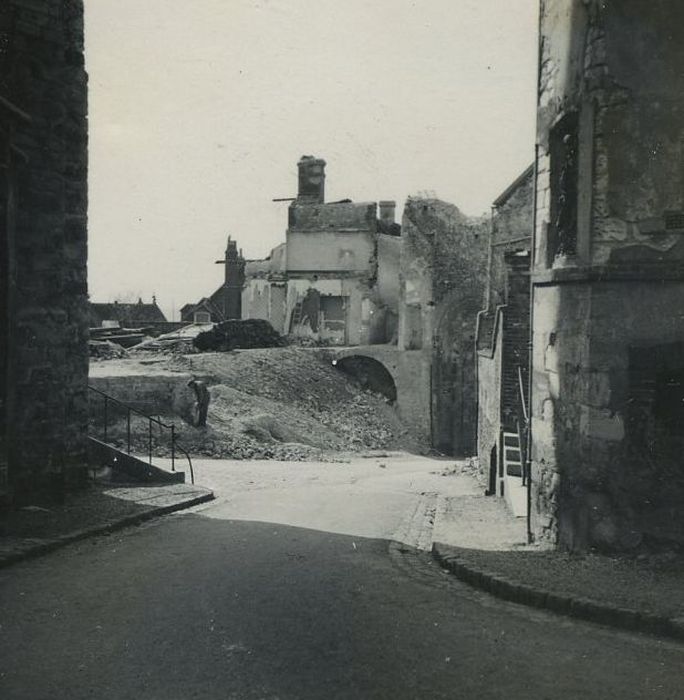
[85, 0, 539, 320]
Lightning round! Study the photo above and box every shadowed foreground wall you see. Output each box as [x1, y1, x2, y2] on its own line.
[0, 0, 89, 503]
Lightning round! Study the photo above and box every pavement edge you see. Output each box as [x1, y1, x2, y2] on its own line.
[0, 490, 215, 570]
[431, 542, 684, 644]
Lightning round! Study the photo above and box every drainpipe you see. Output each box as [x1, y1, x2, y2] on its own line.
[526, 6, 544, 545]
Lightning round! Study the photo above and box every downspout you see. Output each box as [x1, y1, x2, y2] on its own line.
[526, 4, 544, 545]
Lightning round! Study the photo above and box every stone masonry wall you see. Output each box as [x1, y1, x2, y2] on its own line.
[401, 198, 488, 456]
[532, 0, 684, 550]
[1, 0, 89, 502]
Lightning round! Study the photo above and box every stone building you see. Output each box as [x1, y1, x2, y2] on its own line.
[530, 0, 684, 550]
[476, 166, 533, 515]
[0, 0, 89, 503]
[242, 156, 401, 346]
[181, 237, 246, 323]
[399, 198, 489, 456]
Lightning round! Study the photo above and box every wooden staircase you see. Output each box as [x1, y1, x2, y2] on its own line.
[502, 431, 527, 518]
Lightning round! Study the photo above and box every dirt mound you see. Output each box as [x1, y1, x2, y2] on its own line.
[159, 347, 427, 460]
[193, 319, 285, 352]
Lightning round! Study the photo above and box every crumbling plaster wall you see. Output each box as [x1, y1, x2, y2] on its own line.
[286, 201, 377, 273]
[400, 198, 488, 455]
[1, 0, 89, 502]
[532, 0, 684, 550]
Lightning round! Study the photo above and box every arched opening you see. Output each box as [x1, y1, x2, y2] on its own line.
[334, 356, 397, 404]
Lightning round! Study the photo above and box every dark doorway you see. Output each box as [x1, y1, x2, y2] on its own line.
[485, 445, 497, 496]
[335, 356, 397, 404]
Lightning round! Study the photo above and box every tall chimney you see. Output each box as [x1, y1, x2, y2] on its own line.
[297, 156, 326, 203]
[379, 200, 396, 225]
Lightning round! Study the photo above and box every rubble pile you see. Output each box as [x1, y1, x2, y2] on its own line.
[89, 340, 128, 361]
[193, 319, 286, 352]
[104, 347, 426, 461]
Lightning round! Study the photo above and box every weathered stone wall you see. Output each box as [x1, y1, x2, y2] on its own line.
[532, 0, 684, 550]
[400, 198, 488, 456]
[488, 167, 534, 308]
[1, 0, 89, 503]
[476, 310, 503, 486]
[329, 345, 432, 443]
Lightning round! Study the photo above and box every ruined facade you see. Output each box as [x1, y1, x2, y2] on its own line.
[182, 237, 246, 323]
[0, 0, 89, 502]
[399, 198, 489, 456]
[242, 156, 400, 346]
[531, 0, 684, 550]
[477, 166, 533, 514]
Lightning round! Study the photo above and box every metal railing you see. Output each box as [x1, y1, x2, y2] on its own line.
[88, 385, 194, 484]
[516, 365, 530, 487]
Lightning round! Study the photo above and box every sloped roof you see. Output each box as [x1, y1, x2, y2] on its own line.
[89, 300, 167, 326]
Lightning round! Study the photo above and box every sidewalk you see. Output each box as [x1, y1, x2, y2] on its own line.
[0, 482, 214, 569]
[431, 492, 684, 641]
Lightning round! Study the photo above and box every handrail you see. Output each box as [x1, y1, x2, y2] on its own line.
[88, 385, 194, 484]
[516, 365, 530, 487]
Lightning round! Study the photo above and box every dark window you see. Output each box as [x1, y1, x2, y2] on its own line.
[549, 112, 579, 262]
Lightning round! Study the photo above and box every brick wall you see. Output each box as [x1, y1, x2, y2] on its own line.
[1, 0, 89, 503]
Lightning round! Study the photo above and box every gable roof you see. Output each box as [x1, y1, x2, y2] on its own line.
[89, 300, 167, 327]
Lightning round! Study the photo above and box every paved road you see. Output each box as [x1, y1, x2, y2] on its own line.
[1, 456, 683, 699]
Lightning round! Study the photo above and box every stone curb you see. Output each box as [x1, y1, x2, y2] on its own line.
[431, 542, 684, 643]
[0, 490, 215, 571]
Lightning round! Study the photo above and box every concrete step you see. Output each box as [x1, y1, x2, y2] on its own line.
[505, 461, 523, 477]
[504, 473, 527, 518]
[503, 432, 519, 447]
[88, 437, 185, 484]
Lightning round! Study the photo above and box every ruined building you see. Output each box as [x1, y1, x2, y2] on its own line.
[242, 156, 400, 346]
[181, 237, 246, 323]
[476, 166, 534, 515]
[0, 0, 89, 502]
[530, 0, 684, 550]
[399, 198, 489, 456]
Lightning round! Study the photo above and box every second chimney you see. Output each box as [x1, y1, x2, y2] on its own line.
[379, 200, 396, 225]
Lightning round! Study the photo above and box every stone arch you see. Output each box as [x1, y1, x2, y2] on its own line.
[334, 355, 397, 404]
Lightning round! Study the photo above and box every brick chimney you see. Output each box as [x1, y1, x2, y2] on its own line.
[297, 156, 326, 204]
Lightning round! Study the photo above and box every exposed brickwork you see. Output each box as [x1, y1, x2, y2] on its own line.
[0, 0, 89, 503]
[476, 168, 534, 488]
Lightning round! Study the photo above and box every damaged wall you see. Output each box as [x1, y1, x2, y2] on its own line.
[477, 166, 534, 488]
[531, 0, 684, 550]
[400, 198, 488, 456]
[0, 0, 89, 503]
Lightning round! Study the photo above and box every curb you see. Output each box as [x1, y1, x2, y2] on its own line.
[0, 490, 215, 570]
[432, 542, 684, 643]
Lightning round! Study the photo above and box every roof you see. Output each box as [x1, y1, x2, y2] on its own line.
[181, 295, 225, 321]
[89, 300, 167, 326]
[492, 164, 534, 208]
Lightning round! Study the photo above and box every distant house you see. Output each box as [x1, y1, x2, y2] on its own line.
[181, 237, 246, 324]
[179, 296, 224, 324]
[89, 297, 167, 329]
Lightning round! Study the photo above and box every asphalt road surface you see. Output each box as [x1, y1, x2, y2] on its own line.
[1, 457, 683, 699]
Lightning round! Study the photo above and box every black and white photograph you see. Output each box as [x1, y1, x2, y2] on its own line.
[1, 1, 683, 697]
